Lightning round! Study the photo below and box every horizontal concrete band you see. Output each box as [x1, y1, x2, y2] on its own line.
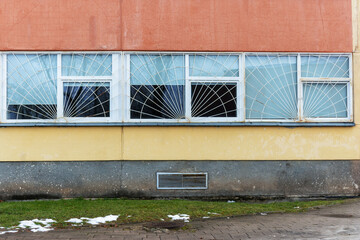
[1, 161, 359, 200]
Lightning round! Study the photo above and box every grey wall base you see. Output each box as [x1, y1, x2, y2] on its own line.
[1, 160, 360, 200]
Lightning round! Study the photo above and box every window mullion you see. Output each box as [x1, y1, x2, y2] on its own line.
[57, 54, 63, 120]
[1, 54, 6, 122]
[348, 54, 353, 121]
[297, 53, 303, 121]
[125, 54, 130, 121]
[185, 54, 191, 120]
[241, 53, 245, 122]
[111, 53, 120, 122]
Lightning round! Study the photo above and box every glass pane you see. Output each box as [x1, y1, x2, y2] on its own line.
[245, 55, 297, 120]
[63, 82, 110, 118]
[303, 83, 347, 118]
[130, 54, 185, 119]
[191, 82, 237, 118]
[301, 55, 349, 78]
[62, 54, 112, 76]
[189, 55, 239, 77]
[7, 54, 57, 119]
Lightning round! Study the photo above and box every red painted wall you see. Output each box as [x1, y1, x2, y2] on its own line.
[0, 0, 352, 52]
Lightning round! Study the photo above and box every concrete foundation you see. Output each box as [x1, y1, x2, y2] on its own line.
[0, 161, 360, 200]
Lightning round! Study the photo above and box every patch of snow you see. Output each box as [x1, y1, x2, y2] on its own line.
[227, 200, 235, 203]
[65, 218, 83, 224]
[294, 206, 300, 209]
[127, 215, 131, 218]
[202, 216, 210, 219]
[18, 219, 56, 232]
[260, 213, 267, 216]
[0, 230, 18, 235]
[80, 215, 119, 225]
[160, 218, 165, 221]
[167, 214, 190, 222]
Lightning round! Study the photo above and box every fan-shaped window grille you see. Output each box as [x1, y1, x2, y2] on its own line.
[7, 54, 57, 120]
[188, 54, 240, 119]
[61, 54, 112, 76]
[63, 82, 110, 118]
[189, 55, 239, 77]
[3, 52, 352, 124]
[303, 83, 347, 118]
[300, 55, 350, 120]
[130, 54, 185, 119]
[245, 55, 298, 120]
[61, 53, 113, 119]
[191, 82, 237, 118]
[6, 53, 114, 121]
[129, 54, 241, 121]
[301, 55, 349, 78]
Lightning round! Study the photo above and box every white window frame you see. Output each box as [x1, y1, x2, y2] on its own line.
[244, 53, 300, 123]
[298, 53, 353, 122]
[1, 52, 121, 123]
[0, 51, 353, 124]
[125, 52, 244, 123]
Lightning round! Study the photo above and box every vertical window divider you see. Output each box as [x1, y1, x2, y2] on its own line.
[120, 52, 125, 122]
[241, 53, 246, 122]
[297, 53, 303, 121]
[56, 54, 63, 120]
[111, 53, 120, 122]
[185, 54, 191, 121]
[348, 54, 353, 121]
[0, 54, 5, 122]
[125, 54, 131, 122]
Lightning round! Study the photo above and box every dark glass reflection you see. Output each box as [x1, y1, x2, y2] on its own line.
[191, 83, 237, 117]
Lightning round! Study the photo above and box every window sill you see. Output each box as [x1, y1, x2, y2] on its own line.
[0, 122, 355, 127]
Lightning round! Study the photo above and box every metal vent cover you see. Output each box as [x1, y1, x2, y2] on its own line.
[157, 172, 208, 189]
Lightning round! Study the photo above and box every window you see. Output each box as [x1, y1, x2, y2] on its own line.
[188, 54, 242, 121]
[127, 53, 243, 122]
[1, 52, 352, 125]
[3, 53, 119, 122]
[245, 54, 297, 120]
[300, 55, 351, 121]
[129, 54, 185, 120]
[6, 54, 57, 120]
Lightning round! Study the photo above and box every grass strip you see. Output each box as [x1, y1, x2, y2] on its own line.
[0, 198, 344, 228]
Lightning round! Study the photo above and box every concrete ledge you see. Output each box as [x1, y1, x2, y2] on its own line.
[0, 160, 359, 200]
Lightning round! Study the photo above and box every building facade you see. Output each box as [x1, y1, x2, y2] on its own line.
[0, 0, 358, 199]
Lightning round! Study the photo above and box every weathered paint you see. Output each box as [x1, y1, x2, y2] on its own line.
[0, 126, 359, 161]
[0, 0, 352, 52]
[122, 127, 360, 161]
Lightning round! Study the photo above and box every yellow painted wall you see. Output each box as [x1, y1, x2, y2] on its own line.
[0, 125, 359, 161]
[0, 128, 122, 161]
[0, 2, 359, 162]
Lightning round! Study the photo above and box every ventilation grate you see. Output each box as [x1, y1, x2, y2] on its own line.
[157, 172, 208, 189]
